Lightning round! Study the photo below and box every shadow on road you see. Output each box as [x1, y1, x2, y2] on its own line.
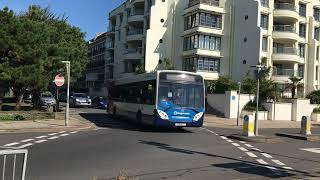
[79, 113, 192, 133]
[138, 140, 320, 179]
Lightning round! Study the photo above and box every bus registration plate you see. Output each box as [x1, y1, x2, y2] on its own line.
[175, 123, 186, 127]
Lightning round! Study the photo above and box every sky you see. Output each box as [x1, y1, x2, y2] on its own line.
[0, 0, 124, 40]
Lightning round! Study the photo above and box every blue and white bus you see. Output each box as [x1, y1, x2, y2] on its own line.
[108, 70, 205, 128]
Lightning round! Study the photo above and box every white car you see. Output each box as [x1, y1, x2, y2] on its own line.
[70, 93, 92, 107]
[40, 92, 56, 106]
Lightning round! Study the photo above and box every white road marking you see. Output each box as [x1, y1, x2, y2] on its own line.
[300, 148, 320, 154]
[48, 136, 59, 140]
[220, 136, 228, 140]
[59, 131, 66, 133]
[261, 153, 273, 159]
[35, 135, 47, 139]
[60, 133, 69, 137]
[238, 147, 248, 152]
[17, 143, 33, 149]
[35, 140, 47, 144]
[232, 143, 240, 147]
[4, 142, 19, 147]
[283, 167, 293, 170]
[70, 131, 78, 134]
[239, 141, 246, 144]
[257, 159, 268, 165]
[246, 152, 258, 158]
[226, 139, 233, 143]
[272, 159, 285, 166]
[265, 166, 278, 170]
[21, 139, 34, 143]
[244, 144, 253, 148]
[48, 133, 58, 136]
[204, 129, 218, 135]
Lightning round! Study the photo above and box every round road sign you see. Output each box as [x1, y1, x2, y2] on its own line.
[55, 75, 65, 87]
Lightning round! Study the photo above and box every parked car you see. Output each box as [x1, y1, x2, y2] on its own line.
[23, 91, 33, 103]
[40, 91, 56, 107]
[92, 96, 108, 109]
[70, 93, 92, 107]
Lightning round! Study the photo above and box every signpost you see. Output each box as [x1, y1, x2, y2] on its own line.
[54, 74, 65, 112]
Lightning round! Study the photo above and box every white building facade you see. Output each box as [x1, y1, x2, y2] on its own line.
[94, 0, 320, 97]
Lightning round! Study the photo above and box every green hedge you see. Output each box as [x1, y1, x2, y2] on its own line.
[0, 114, 26, 121]
[0, 112, 54, 121]
[306, 90, 320, 104]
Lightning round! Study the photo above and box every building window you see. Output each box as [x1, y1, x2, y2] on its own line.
[316, 66, 319, 80]
[184, 12, 222, 30]
[315, 27, 320, 41]
[260, 14, 268, 29]
[183, 57, 220, 73]
[183, 34, 221, 51]
[298, 65, 304, 78]
[299, 3, 306, 17]
[262, 37, 268, 52]
[299, 23, 306, 38]
[314, 8, 320, 21]
[119, 14, 123, 25]
[261, 0, 268, 7]
[298, 43, 305, 58]
[317, 46, 319, 60]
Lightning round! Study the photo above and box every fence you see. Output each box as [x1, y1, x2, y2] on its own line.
[0, 148, 28, 180]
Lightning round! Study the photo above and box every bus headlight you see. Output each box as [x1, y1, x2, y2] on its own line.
[157, 110, 169, 120]
[193, 112, 204, 121]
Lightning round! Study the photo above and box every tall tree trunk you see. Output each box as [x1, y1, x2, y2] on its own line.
[15, 94, 23, 111]
[292, 86, 296, 99]
[0, 88, 4, 111]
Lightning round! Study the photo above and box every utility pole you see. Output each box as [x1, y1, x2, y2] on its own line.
[237, 82, 241, 126]
[62, 61, 70, 126]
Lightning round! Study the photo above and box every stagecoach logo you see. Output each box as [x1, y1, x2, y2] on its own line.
[174, 111, 190, 116]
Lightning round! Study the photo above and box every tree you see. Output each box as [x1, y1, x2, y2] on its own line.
[288, 76, 303, 99]
[0, 6, 88, 110]
[207, 76, 238, 94]
[241, 75, 256, 94]
[306, 90, 320, 104]
[163, 58, 174, 70]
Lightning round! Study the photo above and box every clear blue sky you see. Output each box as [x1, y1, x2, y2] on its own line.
[0, 0, 124, 40]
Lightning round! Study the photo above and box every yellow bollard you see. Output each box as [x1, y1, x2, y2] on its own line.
[301, 116, 311, 135]
[243, 115, 255, 137]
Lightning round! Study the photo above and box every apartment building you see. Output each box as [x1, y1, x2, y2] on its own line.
[98, 0, 320, 97]
[86, 32, 114, 97]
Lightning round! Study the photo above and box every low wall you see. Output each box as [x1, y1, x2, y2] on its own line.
[262, 102, 292, 121]
[241, 110, 268, 120]
[207, 91, 254, 119]
[292, 99, 317, 121]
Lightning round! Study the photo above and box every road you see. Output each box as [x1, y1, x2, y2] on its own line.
[0, 108, 319, 180]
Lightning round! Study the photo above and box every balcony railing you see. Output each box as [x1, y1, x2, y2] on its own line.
[127, 29, 143, 35]
[188, 0, 219, 8]
[274, 3, 296, 11]
[124, 48, 142, 54]
[273, 47, 298, 55]
[130, 10, 144, 16]
[261, 0, 269, 7]
[273, 68, 297, 76]
[273, 25, 295, 32]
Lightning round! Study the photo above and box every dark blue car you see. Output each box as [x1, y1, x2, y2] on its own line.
[92, 96, 108, 109]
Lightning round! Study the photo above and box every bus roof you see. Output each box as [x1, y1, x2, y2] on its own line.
[114, 70, 203, 85]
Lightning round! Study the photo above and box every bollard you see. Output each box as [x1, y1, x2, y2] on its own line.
[301, 116, 311, 135]
[243, 115, 255, 137]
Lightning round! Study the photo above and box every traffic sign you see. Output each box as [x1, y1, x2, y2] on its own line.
[54, 74, 65, 87]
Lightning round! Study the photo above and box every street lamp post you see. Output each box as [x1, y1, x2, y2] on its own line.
[237, 82, 241, 126]
[251, 63, 266, 136]
[62, 61, 70, 126]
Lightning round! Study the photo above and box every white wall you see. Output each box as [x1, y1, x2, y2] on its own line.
[207, 91, 254, 118]
[292, 99, 317, 121]
[262, 102, 293, 121]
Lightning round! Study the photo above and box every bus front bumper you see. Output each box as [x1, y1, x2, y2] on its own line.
[155, 116, 204, 127]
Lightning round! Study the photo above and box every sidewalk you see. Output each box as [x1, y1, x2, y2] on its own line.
[0, 115, 95, 133]
[204, 114, 320, 129]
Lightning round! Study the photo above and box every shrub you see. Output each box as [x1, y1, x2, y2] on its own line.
[207, 76, 238, 94]
[306, 90, 320, 104]
[243, 101, 266, 112]
[0, 114, 26, 121]
[14, 114, 26, 121]
[313, 107, 320, 113]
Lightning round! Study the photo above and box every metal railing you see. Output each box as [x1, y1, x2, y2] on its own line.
[273, 25, 295, 32]
[273, 47, 298, 55]
[127, 29, 143, 35]
[1, 148, 28, 180]
[124, 48, 142, 54]
[130, 10, 144, 16]
[274, 3, 296, 11]
[189, 0, 219, 7]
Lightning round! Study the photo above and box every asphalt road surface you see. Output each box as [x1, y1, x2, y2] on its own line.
[0, 108, 319, 180]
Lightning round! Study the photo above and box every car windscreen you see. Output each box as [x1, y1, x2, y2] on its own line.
[74, 93, 88, 98]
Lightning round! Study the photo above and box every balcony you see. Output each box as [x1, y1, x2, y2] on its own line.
[272, 47, 303, 63]
[272, 68, 303, 83]
[189, 0, 219, 7]
[183, 49, 222, 58]
[273, 3, 299, 22]
[183, 19, 223, 36]
[272, 25, 299, 42]
[106, 26, 115, 36]
[261, 0, 269, 7]
[128, 11, 144, 23]
[105, 42, 114, 51]
[185, 0, 223, 14]
[127, 29, 144, 41]
[124, 48, 143, 59]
